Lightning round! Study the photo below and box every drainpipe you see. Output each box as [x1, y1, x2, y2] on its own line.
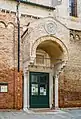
[16, 0, 20, 72]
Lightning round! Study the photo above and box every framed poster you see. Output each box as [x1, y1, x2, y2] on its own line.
[40, 87, 46, 96]
[31, 84, 38, 95]
[0, 83, 8, 93]
[1, 85, 8, 92]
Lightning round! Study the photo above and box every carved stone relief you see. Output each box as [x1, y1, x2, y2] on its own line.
[44, 20, 57, 34]
[70, 30, 81, 41]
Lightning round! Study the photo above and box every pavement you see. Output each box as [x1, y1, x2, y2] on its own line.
[0, 108, 81, 119]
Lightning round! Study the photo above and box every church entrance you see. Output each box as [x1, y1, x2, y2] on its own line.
[29, 72, 49, 108]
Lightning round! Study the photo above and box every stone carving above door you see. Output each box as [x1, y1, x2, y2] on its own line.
[44, 20, 57, 34]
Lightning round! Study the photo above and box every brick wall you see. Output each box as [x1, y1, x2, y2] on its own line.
[0, 13, 23, 109]
[0, 10, 39, 109]
[59, 34, 81, 108]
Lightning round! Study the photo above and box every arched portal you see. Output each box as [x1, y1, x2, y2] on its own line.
[30, 36, 68, 65]
[27, 36, 68, 109]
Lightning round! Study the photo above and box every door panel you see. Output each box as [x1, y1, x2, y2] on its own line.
[30, 72, 49, 108]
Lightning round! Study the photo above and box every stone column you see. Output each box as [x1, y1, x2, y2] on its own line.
[23, 71, 28, 111]
[23, 70, 32, 113]
[55, 75, 59, 109]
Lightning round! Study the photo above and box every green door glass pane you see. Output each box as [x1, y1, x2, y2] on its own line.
[31, 75, 38, 83]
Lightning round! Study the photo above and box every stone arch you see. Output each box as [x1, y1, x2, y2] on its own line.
[30, 35, 68, 76]
[0, 21, 6, 28]
[31, 35, 68, 62]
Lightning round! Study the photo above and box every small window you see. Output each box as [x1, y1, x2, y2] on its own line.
[36, 54, 44, 64]
[69, 0, 77, 17]
[31, 75, 38, 83]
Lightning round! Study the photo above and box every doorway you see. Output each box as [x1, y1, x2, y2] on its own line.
[29, 72, 49, 108]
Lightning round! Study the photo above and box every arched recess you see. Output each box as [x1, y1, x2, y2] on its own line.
[7, 22, 15, 29]
[23, 35, 69, 109]
[30, 35, 68, 73]
[28, 35, 69, 108]
[0, 21, 6, 28]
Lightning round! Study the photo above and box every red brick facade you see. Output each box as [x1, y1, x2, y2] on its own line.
[0, 13, 23, 109]
[0, 68, 23, 109]
[59, 69, 81, 108]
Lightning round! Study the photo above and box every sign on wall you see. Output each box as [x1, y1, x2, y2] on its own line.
[0, 83, 8, 93]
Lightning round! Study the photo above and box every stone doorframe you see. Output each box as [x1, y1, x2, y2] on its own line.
[23, 70, 53, 110]
[23, 69, 65, 111]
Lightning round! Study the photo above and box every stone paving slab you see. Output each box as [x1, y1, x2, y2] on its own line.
[0, 109, 81, 119]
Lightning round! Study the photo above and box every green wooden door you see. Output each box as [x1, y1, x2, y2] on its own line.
[30, 72, 49, 108]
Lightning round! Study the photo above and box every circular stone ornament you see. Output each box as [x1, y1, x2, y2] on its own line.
[45, 20, 57, 34]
